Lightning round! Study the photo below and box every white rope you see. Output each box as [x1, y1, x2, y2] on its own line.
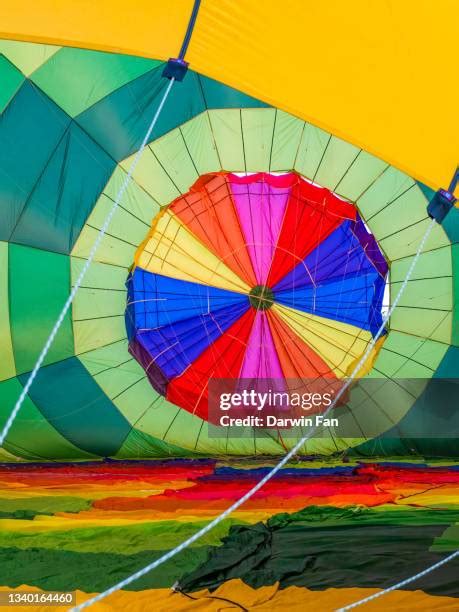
[337, 550, 459, 611]
[71, 217, 437, 611]
[0, 77, 176, 448]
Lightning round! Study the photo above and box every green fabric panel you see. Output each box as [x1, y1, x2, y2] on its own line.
[83, 194, 150, 253]
[240, 108, 276, 172]
[357, 166, 414, 220]
[114, 378, 175, 433]
[390, 247, 452, 282]
[76, 343, 182, 458]
[374, 331, 448, 373]
[18, 357, 131, 456]
[9, 244, 74, 374]
[368, 184, 426, 235]
[208, 109, 245, 171]
[0, 40, 60, 76]
[77, 343, 201, 454]
[73, 310, 126, 355]
[269, 110, 304, 171]
[0, 55, 24, 112]
[431, 523, 459, 552]
[104, 166, 160, 225]
[0, 378, 94, 461]
[378, 218, 450, 262]
[71, 258, 128, 294]
[180, 506, 458, 595]
[294, 124, 330, 181]
[115, 428, 193, 458]
[0, 496, 90, 517]
[88, 357, 144, 401]
[180, 112, 221, 175]
[453, 243, 459, 345]
[0, 242, 15, 380]
[390, 308, 451, 345]
[351, 437, 459, 457]
[77, 339, 131, 376]
[73, 286, 126, 321]
[313, 135, 360, 192]
[373, 346, 437, 378]
[355, 347, 459, 457]
[336, 151, 388, 202]
[0, 518, 238, 555]
[394, 277, 452, 311]
[120, 146, 181, 206]
[150, 129, 199, 195]
[31, 47, 161, 117]
[0, 546, 210, 592]
[72, 224, 136, 269]
[71, 261, 128, 356]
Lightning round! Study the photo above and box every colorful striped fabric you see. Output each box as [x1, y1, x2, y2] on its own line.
[126, 172, 387, 418]
[1, 460, 458, 609]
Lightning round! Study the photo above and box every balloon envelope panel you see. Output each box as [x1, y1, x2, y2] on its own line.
[0, 40, 455, 461]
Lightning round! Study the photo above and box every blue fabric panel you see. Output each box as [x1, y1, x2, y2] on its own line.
[126, 268, 249, 378]
[136, 300, 249, 379]
[76, 68, 205, 162]
[126, 269, 248, 330]
[273, 220, 386, 333]
[19, 357, 131, 457]
[11, 121, 115, 253]
[274, 221, 376, 291]
[274, 272, 384, 332]
[0, 81, 70, 241]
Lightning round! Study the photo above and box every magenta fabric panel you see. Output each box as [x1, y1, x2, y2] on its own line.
[239, 311, 284, 379]
[229, 177, 289, 284]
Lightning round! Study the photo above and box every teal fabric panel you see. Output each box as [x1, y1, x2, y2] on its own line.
[75, 68, 270, 163]
[199, 75, 269, 109]
[18, 357, 132, 457]
[436, 346, 459, 377]
[416, 181, 435, 203]
[11, 121, 115, 253]
[351, 346, 459, 458]
[76, 66, 205, 161]
[443, 207, 459, 243]
[0, 81, 70, 241]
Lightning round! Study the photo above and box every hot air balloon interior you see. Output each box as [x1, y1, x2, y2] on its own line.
[0, 1, 458, 609]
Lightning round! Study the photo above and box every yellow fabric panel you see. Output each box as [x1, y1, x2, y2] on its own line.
[345, 336, 386, 378]
[273, 304, 372, 377]
[1, 1, 457, 188]
[4, 582, 456, 612]
[135, 209, 250, 293]
[0, 0, 192, 61]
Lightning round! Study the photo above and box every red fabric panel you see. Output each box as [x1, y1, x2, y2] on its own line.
[167, 308, 256, 419]
[267, 178, 356, 286]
